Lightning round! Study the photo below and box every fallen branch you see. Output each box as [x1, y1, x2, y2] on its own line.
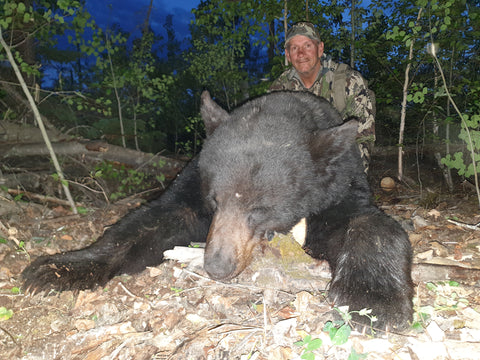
[7, 188, 82, 208]
[446, 218, 480, 231]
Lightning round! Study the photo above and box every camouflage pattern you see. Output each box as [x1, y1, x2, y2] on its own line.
[285, 21, 321, 46]
[270, 54, 376, 172]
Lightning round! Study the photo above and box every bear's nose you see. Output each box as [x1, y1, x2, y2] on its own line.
[204, 249, 236, 280]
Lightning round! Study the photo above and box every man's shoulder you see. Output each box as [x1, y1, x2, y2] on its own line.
[269, 68, 301, 90]
[332, 62, 364, 83]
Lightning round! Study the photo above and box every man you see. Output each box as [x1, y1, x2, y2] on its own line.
[270, 21, 375, 171]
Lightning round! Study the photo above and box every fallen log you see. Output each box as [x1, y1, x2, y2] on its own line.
[0, 140, 186, 180]
[412, 262, 480, 284]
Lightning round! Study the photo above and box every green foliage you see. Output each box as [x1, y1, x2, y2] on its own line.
[325, 306, 377, 342]
[188, 0, 258, 108]
[50, 173, 69, 187]
[175, 115, 204, 156]
[442, 114, 480, 178]
[407, 83, 428, 104]
[76, 206, 89, 215]
[426, 281, 468, 310]
[93, 161, 165, 201]
[324, 320, 351, 346]
[413, 280, 468, 331]
[170, 287, 183, 295]
[294, 334, 323, 360]
[295, 307, 370, 359]
[10, 287, 20, 294]
[0, 307, 14, 321]
[348, 348, 368, 360]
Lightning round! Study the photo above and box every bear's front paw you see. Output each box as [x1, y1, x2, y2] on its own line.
[329, 286, 413, 334]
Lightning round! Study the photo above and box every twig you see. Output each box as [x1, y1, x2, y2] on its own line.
[117, 282, 138, 298]
[398, 7, 424, 181]
[0, 220, 8, 234]
[0, 326, 18, 345]
[429, 44, 480, 208]
[262, 293, 268, 343]
[7, 188, 80, 208]
[40, 214, 82, 225]
[67, 178, 110, 204]
[209, 323, 262, 335]
[446, 219, 480, 231]
[180, 269, 296, 298]
[106, 32, 126, 148]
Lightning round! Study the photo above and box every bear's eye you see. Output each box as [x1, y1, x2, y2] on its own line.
[265, 230, 275, 241]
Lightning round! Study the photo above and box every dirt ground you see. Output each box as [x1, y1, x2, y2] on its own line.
[1, 149, 480, 360]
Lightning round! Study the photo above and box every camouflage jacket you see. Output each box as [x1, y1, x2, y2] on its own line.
[270, 54, 375, 170]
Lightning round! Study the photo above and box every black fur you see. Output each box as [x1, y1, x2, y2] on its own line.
[22, 158, 211, 290]
[22, 91, 413, 331]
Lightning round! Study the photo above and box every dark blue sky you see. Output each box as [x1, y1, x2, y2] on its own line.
[85, 0, 199, 41]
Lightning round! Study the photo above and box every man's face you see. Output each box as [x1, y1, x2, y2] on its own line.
[285, 35, 324, 78]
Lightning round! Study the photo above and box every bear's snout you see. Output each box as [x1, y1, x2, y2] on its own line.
[203, 211, 258, 280]
[203, 247, 237, 279]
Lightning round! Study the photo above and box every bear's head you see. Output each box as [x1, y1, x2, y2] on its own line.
[198, 91, 360, 280]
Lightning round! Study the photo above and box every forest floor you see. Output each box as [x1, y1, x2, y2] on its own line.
[1, 148, 480, 360]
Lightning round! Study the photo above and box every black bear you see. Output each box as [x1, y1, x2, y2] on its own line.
[22, 91, 413, 331]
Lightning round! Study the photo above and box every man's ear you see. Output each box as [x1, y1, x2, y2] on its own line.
[200, 91, 230, 136]
[309, 120, 359, 163]
[285, 48, 291, 64]
[317, 41, 324, 58]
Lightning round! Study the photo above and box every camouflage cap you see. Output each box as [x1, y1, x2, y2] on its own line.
[285, 22, 321, 47]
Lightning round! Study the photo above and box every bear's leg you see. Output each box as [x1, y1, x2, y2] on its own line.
[326, 210, 413, 331]
[22, 158, 211, 291]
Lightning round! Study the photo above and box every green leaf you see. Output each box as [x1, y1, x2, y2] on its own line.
[411, 321, 424, 332]
[330, 324, 351, 345]
[305, 338, 323, 351]
[76, 207, 89, 214]
[17, 2, 26, 14]
[323, 321, 335, 333]
[10, 287, 20, 294]
[413, 91, 424, 103]
[348, 348, 367, 360]
[0, 307, 13, 321]
[301, 352, 315, 360]
[426, 282, 438, 291]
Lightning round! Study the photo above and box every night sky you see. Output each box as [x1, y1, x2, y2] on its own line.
[85, 0, 199, 41]
[41, 1, 199, 86]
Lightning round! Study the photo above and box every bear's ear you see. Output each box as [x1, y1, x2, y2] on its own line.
[309, 119, 359, 162]
[200, 91, 231, 136]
